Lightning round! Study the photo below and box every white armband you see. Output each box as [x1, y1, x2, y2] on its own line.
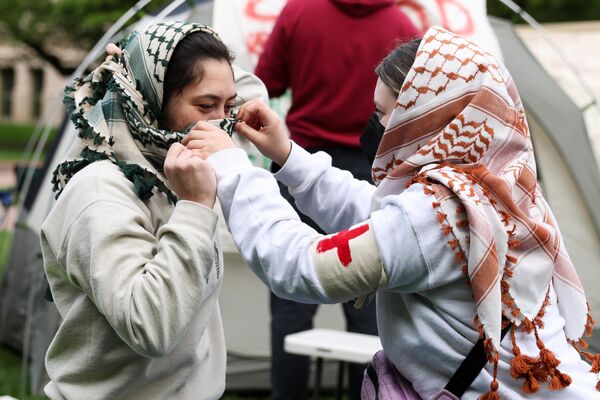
[311, 221, 387, 302]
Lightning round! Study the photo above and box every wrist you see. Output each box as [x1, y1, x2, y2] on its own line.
[179, 194, 215, 208]
[272, 140, 292, 166]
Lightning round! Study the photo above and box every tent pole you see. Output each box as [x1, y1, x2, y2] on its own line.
[19, 0, 194, 216]
[71, 0, 154, 80]
[147, 0, 188, 25]
[15, 0, 155, 216]
[17, 0, 188, 217]
[495, 0, 598, 112]
[15, 100, 63, 212]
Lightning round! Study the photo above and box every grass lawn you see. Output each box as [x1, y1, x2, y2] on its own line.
[0, 149, 26, 163]
[0, 122, 57, 164]
[0, 123, 56, 150]
[1, 230, 44, 399]
[0, 346, 46, 400]
[0, 230, 12, 278]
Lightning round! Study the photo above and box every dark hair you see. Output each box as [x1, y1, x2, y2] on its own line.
[162, 31, 234, 109]
[375, 37, 422, 97]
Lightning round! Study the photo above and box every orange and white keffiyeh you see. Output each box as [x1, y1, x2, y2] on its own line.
[372, 27, 599, 398]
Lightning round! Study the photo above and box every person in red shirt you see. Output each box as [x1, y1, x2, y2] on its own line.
[254, 1, 418, 398]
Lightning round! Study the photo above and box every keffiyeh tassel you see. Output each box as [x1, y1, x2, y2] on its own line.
[371, 26, 599, 398]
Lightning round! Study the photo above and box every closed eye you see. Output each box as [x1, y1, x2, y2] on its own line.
[197, 104, 215, 111]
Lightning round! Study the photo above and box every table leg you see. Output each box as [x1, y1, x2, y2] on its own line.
[313, 357, 324, 400]
[335, 361, 345, 400]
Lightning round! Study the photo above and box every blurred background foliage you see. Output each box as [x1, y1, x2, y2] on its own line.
[0, 0, 172, 75]
[488, 0, 600, 23]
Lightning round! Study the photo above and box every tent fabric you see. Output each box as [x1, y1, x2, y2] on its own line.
[0, 220, 42, 352]
[526, 113, 600, 324]
[490, 17, 600, 326]
[490, 17, 600, 237]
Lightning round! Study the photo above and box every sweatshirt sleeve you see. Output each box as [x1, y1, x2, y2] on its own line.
[274, 142, 376, 233]
[208, 147, 464, 305]
[57, 198, 220, 358]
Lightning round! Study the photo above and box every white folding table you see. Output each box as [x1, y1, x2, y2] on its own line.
[284, 328, 382, 399]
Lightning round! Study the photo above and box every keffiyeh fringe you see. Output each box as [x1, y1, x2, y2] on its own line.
[371, 26, 598, 398]
[415, 172, 600, 399]
[53, 37, 184, 204]
[53, 22, 223, 204]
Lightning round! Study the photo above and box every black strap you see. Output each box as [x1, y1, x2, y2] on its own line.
[444, 323, 511, 397]
[366, 361, 380, 395]
[366, 323, 511, 400]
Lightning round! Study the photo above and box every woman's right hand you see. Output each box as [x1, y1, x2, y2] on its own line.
[164, 143, 216, 208]
[235, 99, 292, 166]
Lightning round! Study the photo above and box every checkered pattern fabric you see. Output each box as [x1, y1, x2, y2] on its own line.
[371, 27, 596, 397]
[53, 22, 222, 204]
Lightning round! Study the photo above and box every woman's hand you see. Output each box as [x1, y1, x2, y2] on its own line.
[235, 99, 291, 166]
[182, 121, 236, 159]
[105, 43, 121, 61]
[164, 143, 217, 208]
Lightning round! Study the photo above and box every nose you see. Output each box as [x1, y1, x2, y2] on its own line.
[213, 106, 227, 120]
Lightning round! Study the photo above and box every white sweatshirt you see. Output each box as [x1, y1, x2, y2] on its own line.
[208, 143, 600, 400]
[41, 161, 226, 400]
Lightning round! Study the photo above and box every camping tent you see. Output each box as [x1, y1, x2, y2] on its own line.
[1, 0, 600, 394]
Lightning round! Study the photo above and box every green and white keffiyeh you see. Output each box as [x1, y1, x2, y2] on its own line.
[53, 21, 225, 204]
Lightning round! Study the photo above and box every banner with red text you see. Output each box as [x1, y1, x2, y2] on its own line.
[213, 0, 286, 72]
[397, 0, 502, 58]
[213, 0, 502, 73]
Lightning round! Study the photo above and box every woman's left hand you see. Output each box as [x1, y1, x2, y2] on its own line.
[182, 121, 236, 159]
[105, 43, 121, 61]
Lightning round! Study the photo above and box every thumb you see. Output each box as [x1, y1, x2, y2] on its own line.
[166, 142, 186, 161]
[235, 121, 261, 144]
[105, 43, 122, 57]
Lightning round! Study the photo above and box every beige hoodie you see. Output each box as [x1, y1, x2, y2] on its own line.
[41, 160, 225, 400]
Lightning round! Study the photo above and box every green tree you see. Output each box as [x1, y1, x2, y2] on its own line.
[0, 0, 170, 75]
[488, 0, 600, 24]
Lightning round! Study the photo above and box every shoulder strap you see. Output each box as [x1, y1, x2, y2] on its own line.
[365, 323, 511, 400]
[443, 322, 511, 398]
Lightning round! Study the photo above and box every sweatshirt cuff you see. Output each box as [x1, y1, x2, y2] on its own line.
[208, 148, 254, 182]
[273, 142, 315, 190]
[171, 200, 219, 234]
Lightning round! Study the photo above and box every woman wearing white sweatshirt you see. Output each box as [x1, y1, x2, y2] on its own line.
[187, 27, 600, 399]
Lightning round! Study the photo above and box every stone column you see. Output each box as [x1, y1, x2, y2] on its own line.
[13, 60, 32, 123]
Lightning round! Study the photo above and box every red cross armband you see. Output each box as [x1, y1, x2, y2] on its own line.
[311, 221, 387, 302]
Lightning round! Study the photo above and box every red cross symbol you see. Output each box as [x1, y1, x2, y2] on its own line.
[316, 224, 370, 267]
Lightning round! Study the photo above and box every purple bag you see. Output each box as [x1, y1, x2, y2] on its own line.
[363, 323, 510, 399]
[361, 351, 458, 400]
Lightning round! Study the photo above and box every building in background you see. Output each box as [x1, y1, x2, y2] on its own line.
[0, 40, 83, 126]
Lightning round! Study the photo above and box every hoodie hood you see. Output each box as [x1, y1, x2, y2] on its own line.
[330, 0, 394, 17]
